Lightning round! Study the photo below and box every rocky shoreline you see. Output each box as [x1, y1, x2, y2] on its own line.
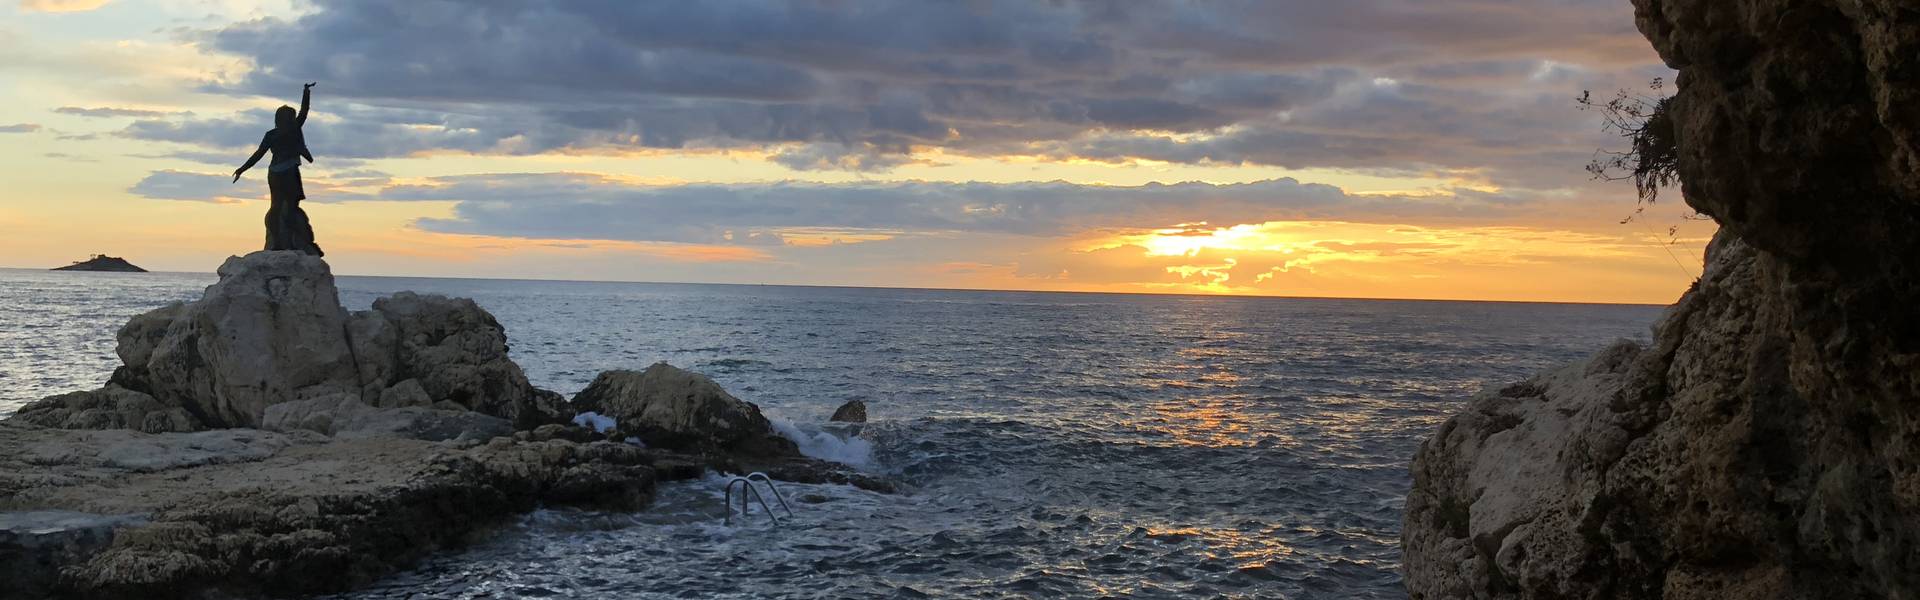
[1, 251, 886, 599]
[1401, 1, 1920, 598]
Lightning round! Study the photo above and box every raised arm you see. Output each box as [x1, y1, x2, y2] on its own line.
[234, 134, 270, 182]
[296, 82, 315, 126]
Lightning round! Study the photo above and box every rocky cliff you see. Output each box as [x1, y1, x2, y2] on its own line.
[1402, 1, 1920, 598]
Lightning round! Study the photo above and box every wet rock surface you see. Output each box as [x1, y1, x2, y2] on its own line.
[0, 420, 662, 599]
[1403, 2, 1920, 598]
[0, 511, 148, 598]
[572, 362, 800, 458]
[829, 399, 868, 423]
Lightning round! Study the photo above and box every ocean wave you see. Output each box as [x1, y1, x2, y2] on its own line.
[769, 417, 875, 469]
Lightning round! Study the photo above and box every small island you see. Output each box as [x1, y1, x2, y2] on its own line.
[51, 254, 146, 272]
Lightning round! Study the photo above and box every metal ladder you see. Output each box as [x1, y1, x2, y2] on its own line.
[724, 472, 793, 526]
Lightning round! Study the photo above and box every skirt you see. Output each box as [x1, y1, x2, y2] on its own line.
[265, 168, 322, 256]
[267, 166, 306, 202]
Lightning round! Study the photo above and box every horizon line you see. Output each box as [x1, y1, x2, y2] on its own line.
[1, 265, 1673, 308]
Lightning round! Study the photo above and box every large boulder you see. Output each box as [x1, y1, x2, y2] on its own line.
[9, 251, 568, 435]
[1402, 1, 1920, 598]
[347, 292, 569, 429]
[571, 363, 799, 457]
[143, 252, 360, 428]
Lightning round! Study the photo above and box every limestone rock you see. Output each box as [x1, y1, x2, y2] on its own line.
[354, 292, 569, 428]
[1402, 1, 1920, 597]
[0, 511, 148, 598]
[108, 301, 184, 390]
[145, 251, 359, 428]
[572, 363, 799, 457]
[260, 396, 512, 442]
[333, 407, 514, 442]
[829, 399, 868, 423]
[10, 251, 567, 434]
[0, 421, 659, 599]
[10, 386, 202, 433]
[0, 425, 307, 499]
[375, 378, 433, 408]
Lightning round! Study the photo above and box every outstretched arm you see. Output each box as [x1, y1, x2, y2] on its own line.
[234, 136, 269, 182]
[296, 82, 315, 126]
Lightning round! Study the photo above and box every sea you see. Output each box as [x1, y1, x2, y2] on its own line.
[0, 268, 1666, 599]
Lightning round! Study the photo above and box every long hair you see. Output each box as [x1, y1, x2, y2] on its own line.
[275, 105, 297, 130]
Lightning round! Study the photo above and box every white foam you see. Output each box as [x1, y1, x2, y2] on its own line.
[571, 411, 617, 433]
[768, 418, 874, 469]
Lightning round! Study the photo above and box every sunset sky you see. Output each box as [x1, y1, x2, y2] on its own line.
[0, 0, 1713, 304]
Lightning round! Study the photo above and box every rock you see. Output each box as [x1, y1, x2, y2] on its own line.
[354, 292, 569, 429]
[0, 421, 660, 599]
[732, 455, 899, 495]
[1402, 2, 1920, 597]
[51, 255, 146, 272]
[10, 386, 202, 433]
[260, 396, 513, 442]
[10, 251, 568, 435]
[829, 399, 868, 423]
[0, 425, 306, 498]
[517, 422, 596, 444]
[572, 363, 799, 457]
[344, 405, 514, 443]
[0, 511, 148, 598]
[144, 251, 361, 428]
[375, 378, 433, 408]
[109, 301, 184, 390]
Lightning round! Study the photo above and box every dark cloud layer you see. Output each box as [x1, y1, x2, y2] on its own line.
[124, 0, 1662, 186]
[131, 170, 1524, 244]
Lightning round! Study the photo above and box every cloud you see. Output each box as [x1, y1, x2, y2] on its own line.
[0, 123, 41, 133]
[768, 142, 917, 172]
[55, 106, 176, 118]
[18, 0, 109, 13]
[139, 0, 1665, 187]
[128, 169, 255, 203]
[129, 169, 379, 204]
[130, 168, 1541, 245]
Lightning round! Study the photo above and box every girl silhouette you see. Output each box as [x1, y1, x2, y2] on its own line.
[233, 82, 323, 256]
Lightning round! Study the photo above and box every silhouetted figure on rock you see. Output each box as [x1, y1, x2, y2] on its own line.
[234, 82, 323, 257]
